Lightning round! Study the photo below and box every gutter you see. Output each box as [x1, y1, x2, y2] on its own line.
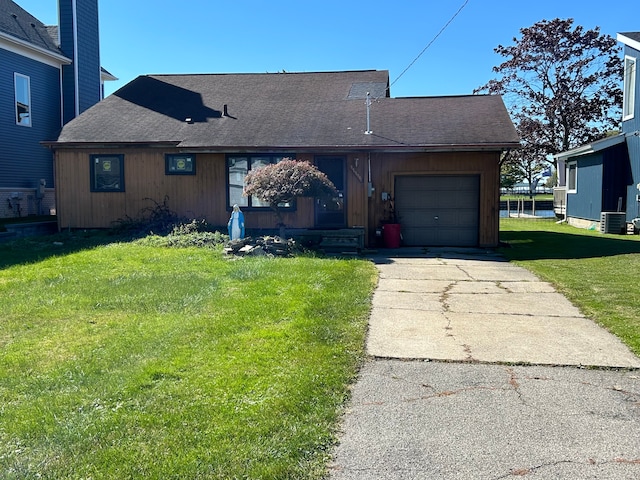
[0, 31, 71, 66]
[41, 141, 521, 153]
[553, 134, 626, 162]
[41, 140, 182, 149]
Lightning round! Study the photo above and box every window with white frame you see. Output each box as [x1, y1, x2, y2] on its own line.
[567, 162, 577, 193]
[623, 55, 636, 121]
[14, 73, 31, 126]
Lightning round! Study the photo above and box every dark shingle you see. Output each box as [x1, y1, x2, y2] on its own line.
[619, 32, 640, 43]
[54, 70, 519, 150]
[0, 0, 61, 55]
[347, 82, 389, 99]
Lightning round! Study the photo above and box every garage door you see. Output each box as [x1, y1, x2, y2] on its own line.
[394, 175, 480, 246]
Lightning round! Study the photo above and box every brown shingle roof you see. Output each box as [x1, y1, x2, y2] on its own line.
[53, 70, 520, 151]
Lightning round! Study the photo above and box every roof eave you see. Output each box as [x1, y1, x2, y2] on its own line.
[618, 33, 640, 52]
[101, 70, 118, 82]
[44, 141, 520, 152]
[553, 134, 626, 161]
[43, 140, 182, 149]
[0, 31, 71, 65]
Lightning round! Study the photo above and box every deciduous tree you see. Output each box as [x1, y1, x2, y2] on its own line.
[476, 18, 623, 182]
[243, 159, 337, 237]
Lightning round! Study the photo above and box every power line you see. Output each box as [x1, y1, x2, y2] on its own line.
[389, 0, 470, 91]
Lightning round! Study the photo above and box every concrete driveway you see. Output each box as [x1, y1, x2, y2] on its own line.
[329, 249, 640, 480]
[366, 249, 639, 368]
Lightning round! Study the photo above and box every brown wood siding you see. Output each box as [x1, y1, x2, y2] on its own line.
[54, 148, 499, 246]
[345, 153, 368, 230]
[54, 148, 315, 230]
[366, 151, 500, 247]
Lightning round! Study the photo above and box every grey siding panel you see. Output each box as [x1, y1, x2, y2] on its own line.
[395, 175, 479, 247]
[567, 153, 602, 221]
[0, 50, 60, 188]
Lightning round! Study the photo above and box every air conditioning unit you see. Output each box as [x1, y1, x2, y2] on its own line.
[600, 212, 626, 234]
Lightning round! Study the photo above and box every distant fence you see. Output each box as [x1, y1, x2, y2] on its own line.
[500, 199, 554, 217]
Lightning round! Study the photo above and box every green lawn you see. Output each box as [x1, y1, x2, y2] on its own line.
[499, 218, 640, 356]
[5, 220, 640, 478]
[0, 234, 377, 479]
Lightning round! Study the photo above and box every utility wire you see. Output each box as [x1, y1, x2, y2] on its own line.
[389, 0, 470, 91]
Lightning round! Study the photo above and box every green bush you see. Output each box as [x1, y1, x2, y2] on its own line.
[136, 219, 228, 249]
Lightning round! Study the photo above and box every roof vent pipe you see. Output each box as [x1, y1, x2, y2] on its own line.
[364, 92, 373, 135]
[223, 104, 229, 117]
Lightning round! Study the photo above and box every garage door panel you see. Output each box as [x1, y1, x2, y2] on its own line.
[401, 209, 478, 228]
[395, 175, 479, 247]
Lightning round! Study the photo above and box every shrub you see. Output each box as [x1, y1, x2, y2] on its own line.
[111, 196, 188, 238]
[136, 219, 228, 249]
[244, 159, 337, 235]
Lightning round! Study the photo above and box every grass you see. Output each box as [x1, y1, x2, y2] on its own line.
[499, 218, 640, 356]
[0, 215, 56, 232]
[0, 233, 378, 479]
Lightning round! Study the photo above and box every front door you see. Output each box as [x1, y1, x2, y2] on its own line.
[314, 156, 346, 228]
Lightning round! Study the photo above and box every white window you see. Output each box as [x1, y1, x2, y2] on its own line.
[15, 73, 31, 126]
[623, 55, 636, 121]
[567, 162, 577, 193]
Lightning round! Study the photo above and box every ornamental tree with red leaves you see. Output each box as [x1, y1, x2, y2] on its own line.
[244, 159, 337, 237]
[476, 18, 623, 188]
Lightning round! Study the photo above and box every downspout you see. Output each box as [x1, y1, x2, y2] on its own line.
[367, 152, 373, 248]
[59, 67, 64, 127]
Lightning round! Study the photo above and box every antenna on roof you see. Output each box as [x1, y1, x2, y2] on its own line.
[365, 92, 373, 135]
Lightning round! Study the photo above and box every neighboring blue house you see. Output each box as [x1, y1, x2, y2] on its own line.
[0, 0, 114, 218]
[555, 32, 640, 232]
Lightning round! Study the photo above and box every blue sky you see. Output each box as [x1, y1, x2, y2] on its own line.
[16, 0, 640, 98]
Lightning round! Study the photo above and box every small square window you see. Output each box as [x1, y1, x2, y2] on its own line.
[166, 154, 195, 175]
[90, 155, 125, 192]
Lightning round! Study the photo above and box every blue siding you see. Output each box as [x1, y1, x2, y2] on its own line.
[623, 44, 640, 219]
[59, 0, 101, 123]
[0, 50, 61, 188]
[622, 44, 640, 136]
[626, 134, 640, 219]
[76, 0, 101, 113]
[567, 154, 603, 220]
[59, 0, 75, 123]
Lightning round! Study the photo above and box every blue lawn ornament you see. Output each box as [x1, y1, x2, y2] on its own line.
[228, 204, 245, 240]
